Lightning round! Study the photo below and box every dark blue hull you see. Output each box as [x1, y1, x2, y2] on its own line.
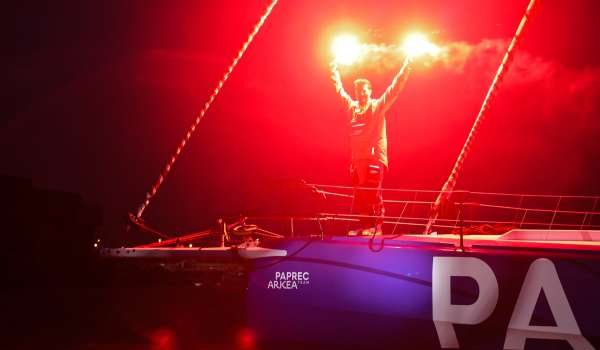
[247, 236, 600, 349]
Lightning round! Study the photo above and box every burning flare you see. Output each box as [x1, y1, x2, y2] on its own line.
[331, 35, 362, 65]
[402, 33, 441, 58]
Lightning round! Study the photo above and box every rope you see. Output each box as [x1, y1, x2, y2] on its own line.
[137, 230, 212, 248]
[310, 185, 600, 231]
[390, 201, 410, 236]
[468, 202, 600, 216]
[319, 189, 354, 198]
[308, 183, 443, 194]
[581, 197, 599, 229]
[272, 183, 600, 231]
[248, 213, 600, 231]
[313, 185, 600, 211]
[467, 191, 599, 200]
[310, 183, 600, 200]
[136, 0, 279, 219]
[320, 188, 434, 205]
[424, 0, 538, 234]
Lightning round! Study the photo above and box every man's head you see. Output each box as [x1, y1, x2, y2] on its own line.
[353, 79, 372, 104]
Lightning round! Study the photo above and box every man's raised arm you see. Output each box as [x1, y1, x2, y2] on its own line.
[376, 58, 413, 113]
[330, 62, 354, 109]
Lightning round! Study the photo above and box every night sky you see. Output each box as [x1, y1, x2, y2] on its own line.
[7, 0, 600, 240]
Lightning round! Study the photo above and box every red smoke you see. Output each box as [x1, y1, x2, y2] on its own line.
[431, 39, 600, 193]
[439, 39, 600, 128]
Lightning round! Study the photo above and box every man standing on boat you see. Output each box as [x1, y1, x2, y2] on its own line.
[330, 57, 413, 235]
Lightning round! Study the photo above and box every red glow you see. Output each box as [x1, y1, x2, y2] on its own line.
[6, 1, 600, 235]
[146, 328, 176, 350]
[236, 327, 257, 350]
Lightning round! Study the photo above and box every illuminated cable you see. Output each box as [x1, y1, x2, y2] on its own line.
[136, 0, 279, 219]
[424, 0, 538, 234]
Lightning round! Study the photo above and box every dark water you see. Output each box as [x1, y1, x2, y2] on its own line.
[3, 260, 252, 350]
[4, 289, 232, 349]
[3, 259, 403, 350]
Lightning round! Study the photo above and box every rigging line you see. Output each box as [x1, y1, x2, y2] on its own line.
[346, 186, 356, 234]
[245, 214, 464, 224]
[320, 212, 459, 223]
[331, 215, 600, 230]
[310, 183, 600, 200]
[128, 213, 172, 239]
[246, 213, 482, 224]
[135, 0, 279, 219]
[319, 190, 353, 198]
[244, 213, 600, 230]
[512, 194, 525, 227]
[248, 212, 600, 228]
[137, 230, 212, 248]
[319, 189, 434, 205]
[467, 190, 600, 199]
[282, 215, 600, 230]
[459, 220, 600, 229]
[385, 199, 433, 205]
[308, 183, 443, 194]
[390, 200, 410, 236]
[581, 196, 599, 229]
[468, 202, 600, 216]
[424, 0, 538, 234]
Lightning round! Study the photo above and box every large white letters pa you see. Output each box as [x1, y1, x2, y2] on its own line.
[503, 258, 593, 350]
[433, 257, 499, 348]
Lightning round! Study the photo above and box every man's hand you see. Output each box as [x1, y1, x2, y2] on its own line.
[329, 60, 352, 106]
[330, 61, 341, 83]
